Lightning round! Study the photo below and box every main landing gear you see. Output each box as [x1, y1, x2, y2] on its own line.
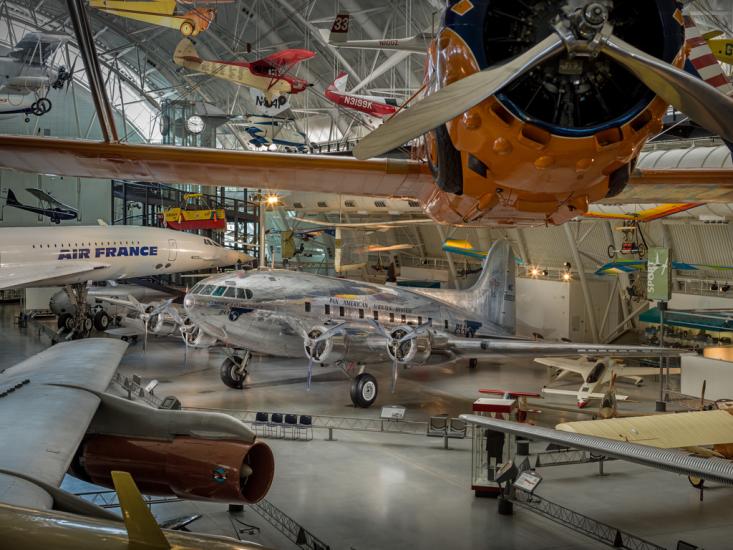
[350, 372, 378, 408]
[55, 284, 92, 342]
[220, 350, 251, 389]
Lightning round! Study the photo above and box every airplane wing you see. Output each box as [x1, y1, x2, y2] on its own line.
[0, 261, 110, 290]
[255, 49, 316, 69]
[0, 137, 432, 200]
[541, 387, 630, 401]
[9, 32, 66, 65]
[534, 357, 593, 377]
[583, 203, 704, 221]
[24, 187, 75, 210]
[291, 215, 433, 229]
[443, 336, 679, 359]
[556, 409, 733, 448]
[0, 339, 128, 509]
[596, 259, 733, 275]
[459, 414, 733, 486]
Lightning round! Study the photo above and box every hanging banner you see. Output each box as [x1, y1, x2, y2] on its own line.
[250, 88, 290, 116]
[647, 247, 672, 301]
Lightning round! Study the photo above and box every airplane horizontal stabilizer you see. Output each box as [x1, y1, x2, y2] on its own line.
[541, 388, 629, 401]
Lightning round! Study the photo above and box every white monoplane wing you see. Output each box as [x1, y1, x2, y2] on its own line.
[0, 339, 128, 509]
[0, 261, 110, 290]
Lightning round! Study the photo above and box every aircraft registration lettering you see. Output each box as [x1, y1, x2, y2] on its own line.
[343, 96, 373, 109]
[57, 246, 158, 260]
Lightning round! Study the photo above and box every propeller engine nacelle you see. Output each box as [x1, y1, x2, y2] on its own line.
[182, 321, 217, 348]
[303, 324, 389, 365]
[386, 326, 432, 365]
[149, 312, 178, 336]
[70, 435, 273, 504]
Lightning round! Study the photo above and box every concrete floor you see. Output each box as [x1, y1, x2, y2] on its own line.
[2, 303, 732, 549]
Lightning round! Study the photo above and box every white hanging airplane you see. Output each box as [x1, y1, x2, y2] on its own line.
[325, 13, 432, 53]
[0, 224, 251, 338]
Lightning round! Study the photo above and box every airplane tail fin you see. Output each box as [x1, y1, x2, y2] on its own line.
[467, 240, 516, 333]
[6, 188, 20, 206]
[328, 72, 348, 92]
[328, 13, 350, 44]
[111, 471, 171, 549]
[173, 38, 201, 65]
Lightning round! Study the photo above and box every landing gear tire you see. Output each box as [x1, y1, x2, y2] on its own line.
[427, 124, 463, 195]
[688, 475, 704, 489]
[469, 358, 478, 369]
[350, 372, 378, 408]
[93, 310, 110, 331]
[36, 97, 51, 114]
[220, 357, 246, 389]
[607, 245, 616, 259]
[58, 313, 74, 331]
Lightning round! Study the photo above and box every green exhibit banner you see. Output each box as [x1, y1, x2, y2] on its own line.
[647, 247, 671, 301]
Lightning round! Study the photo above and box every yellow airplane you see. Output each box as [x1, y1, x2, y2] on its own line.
[704, 31, 733, 66]
[90, 0, 228, 37]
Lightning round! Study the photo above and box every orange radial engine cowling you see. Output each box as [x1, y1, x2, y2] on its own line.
[71, 435, 274, 504]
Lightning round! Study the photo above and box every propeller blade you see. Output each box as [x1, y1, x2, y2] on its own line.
[600, 33, 733, 143]
[143, 318, 149, 352]
[368, 318, 390, 339]
[306, 357, 314, 390]
[391, 360, 398, 393]
[353, 33, 564, 160]
[700, 379, 707, 410]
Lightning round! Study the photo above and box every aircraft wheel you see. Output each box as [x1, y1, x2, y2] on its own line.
[607, 245, 616, 259]
[220, 357, 245, 389]
[638, 243, 647, 258]
[427, 124, 463, 195]
[468, 358, 478, 369]
[58, 313, 74, 331]
[24, 116, 30, 123]
[93, 310, 110, 331]
[180, 20, 195, 36]
[36, 97, 52, 114]
[350, 372, 378, 408]
[688, 476, 704, 489]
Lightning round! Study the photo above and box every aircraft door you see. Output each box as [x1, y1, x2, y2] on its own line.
[168, 239, 177, 261]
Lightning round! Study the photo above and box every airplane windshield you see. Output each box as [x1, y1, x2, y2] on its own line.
[212, 286, 227, 297]
[199, 285, 215, 295]
[223, 287, 237, 298]
[191, 283, 202, 293]
[585, 362, 606, 384]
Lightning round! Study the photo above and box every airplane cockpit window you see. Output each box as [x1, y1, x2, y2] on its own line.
[191, 283, 202, 293]
[223, 287, 237, 298]
[212, 286, 227, 297]
[199, 285, 215, 296]
[245, 289, 253, 299]
[585, 362, 606, 384]
[236, 288, 247, 300]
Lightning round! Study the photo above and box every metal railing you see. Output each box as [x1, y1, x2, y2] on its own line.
[251, 499, 331, 550]
[512, 488, 666, 550]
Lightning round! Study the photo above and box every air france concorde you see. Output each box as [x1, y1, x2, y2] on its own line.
[0, 225, 251, 289]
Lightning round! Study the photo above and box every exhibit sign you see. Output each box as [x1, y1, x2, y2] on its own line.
[647, 247, 671, 301]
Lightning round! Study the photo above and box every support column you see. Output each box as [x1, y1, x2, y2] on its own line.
[436, 224, 460, 290]
[602, 221, 633, 330]
[258, 201, 266, 269]
[564, 224, 599, 343]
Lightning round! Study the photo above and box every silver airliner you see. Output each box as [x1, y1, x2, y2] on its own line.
[184, 241, 675, 408]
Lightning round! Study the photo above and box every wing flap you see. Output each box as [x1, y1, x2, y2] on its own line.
[0, 261, 110, 290]
[556, 409, 733, 448]
[447, 337, 679, 358]
[0, 339, 128, 508]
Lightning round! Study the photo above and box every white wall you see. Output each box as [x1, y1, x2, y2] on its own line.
[681, 354, 733, 400]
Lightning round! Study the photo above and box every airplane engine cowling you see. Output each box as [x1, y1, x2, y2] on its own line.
[150, 313, 178, 336]
[184, 323, 217, 348]
[304, 324, 390, 365]
[387, 326, 431, 365]
[70, 435, 274, 504]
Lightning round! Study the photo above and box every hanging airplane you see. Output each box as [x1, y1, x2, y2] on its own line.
[5, 188, 78, 224]
[6, 3, 733, 227]
[0, 224, 250, 338]
[325, 13, 433, 53]
[535, 356, 680, 408]
[182, 240, 677, 408]
[325, 72, 401, 118]
[173, 39, 314, 100]
[0, 32, 71, 121]
[0, 338, 274, 549]
[89, 0, 231, 37]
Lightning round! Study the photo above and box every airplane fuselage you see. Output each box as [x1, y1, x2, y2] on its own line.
[0, 58, 54, 114]
[0, 225, 248, 288]
[325, 89, 399, 118]
[184, 269, 506, 359]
